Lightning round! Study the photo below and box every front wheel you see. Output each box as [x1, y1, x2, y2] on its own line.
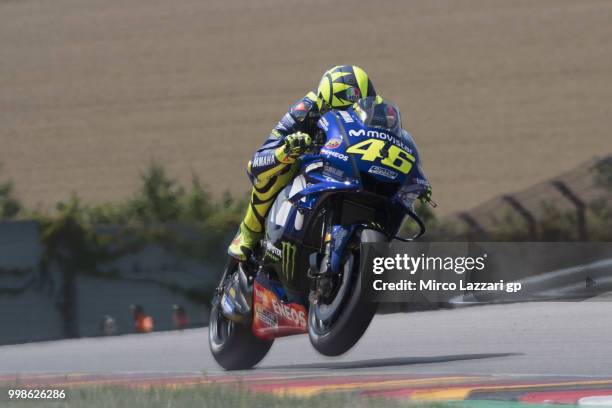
[308, 230, 381, 356]
[208, 259, 273, 370]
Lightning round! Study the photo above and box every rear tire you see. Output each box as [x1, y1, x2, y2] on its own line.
[308, 230, 381, 356]
[208, 259, 273, 370]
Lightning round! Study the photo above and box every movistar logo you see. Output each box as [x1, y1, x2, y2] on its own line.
[348, 129, 413, 154]
[281, 242, 297, 281]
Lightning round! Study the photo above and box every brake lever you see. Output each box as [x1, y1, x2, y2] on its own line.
[425, 198, 438, 208]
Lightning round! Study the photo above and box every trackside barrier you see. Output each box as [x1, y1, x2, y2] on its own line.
[449, 156, 612, 241]
[449, 257, 612, 305]
[0, 222, 220, 345]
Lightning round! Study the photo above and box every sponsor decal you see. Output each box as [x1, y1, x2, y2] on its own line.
[256, 304, 278, 328]
[338, 110, 354, 123]
[348, 129, 413, 154]
[264, 240, 281, 260]
[412, 177, 429, 186]
[255, 288, 264, 301]
[324, 139, 342, 149]
[281, 241, 297, 281]
[320, 148, 349, 161]
[345, 86, 361, 102]
[271, 299, 306, 328]
[318, 116, 329, 131]
[323, 164, 344, 179]
[291, 102, 308, 121]
[368, 165, 399, 180]
[252, 153, 275, 168]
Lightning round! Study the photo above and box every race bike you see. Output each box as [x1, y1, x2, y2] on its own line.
[209, 97, 431, 370]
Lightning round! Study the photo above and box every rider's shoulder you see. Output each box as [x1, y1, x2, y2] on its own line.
[289, 91, 319, 122]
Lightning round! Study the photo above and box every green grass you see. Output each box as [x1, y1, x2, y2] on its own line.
[0, 384, 460, 408]
[0, 384, 578, 407]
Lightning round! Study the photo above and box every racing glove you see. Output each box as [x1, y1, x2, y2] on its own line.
[275, 132, 312, 164]
[419, 186, 437, 207]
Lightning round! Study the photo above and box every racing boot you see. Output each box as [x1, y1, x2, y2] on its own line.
[228, 222, 262, 262]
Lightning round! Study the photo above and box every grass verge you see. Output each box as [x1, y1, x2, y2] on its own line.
[0, 384, 463, 408]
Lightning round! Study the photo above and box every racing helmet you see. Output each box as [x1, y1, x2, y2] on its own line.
[316, 65, 376, 112]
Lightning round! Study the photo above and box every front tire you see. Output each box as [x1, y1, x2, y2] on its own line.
[308, 230, 382, 356]
[208, 259, 273, 370]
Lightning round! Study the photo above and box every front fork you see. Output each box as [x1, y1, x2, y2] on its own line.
[308, 222, 358, 304]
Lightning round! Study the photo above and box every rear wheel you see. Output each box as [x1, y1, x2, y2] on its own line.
[208, 259, 273, 370]
[308, 230, 381, 356]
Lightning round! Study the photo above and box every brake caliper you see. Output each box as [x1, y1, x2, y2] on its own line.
[308, 224, 357, 304]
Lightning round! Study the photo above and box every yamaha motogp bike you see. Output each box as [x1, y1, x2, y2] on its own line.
[209, 97, 430, 370]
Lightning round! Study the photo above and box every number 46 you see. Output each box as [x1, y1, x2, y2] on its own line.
[346, 139, 415, 174]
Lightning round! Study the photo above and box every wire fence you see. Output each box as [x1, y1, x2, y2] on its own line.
[443, 155, 612, 241]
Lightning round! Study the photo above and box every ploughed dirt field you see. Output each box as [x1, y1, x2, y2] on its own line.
[1, 0, 611, 215]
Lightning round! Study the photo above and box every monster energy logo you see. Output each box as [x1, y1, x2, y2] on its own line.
[281, 242, 297, 281]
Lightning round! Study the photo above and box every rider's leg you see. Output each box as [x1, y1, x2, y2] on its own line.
[228, 162, 299, 261]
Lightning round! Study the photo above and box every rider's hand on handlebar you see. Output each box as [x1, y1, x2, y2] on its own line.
[275, 132, 312, 163]
[419, 186, 437, 207]
[285, 132, 312, 156]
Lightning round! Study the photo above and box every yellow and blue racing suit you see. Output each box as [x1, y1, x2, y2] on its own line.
[229, 91, 321, 259]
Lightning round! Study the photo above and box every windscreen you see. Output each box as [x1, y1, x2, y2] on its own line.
[354, 96, 402, 136]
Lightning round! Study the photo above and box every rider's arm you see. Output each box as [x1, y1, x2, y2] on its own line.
[247, 135, 291, 182]
[247, 92, 318, 182]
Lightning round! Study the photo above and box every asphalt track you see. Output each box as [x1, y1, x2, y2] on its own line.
[1, 301, 611, 375]
[2, 301, 612, 404]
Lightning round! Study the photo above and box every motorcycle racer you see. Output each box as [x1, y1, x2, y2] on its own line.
[212, 91, 434, 368]
[228, 65, 377, 261]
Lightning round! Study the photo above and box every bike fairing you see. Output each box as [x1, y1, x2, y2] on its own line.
[252, 99, 429, 336]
